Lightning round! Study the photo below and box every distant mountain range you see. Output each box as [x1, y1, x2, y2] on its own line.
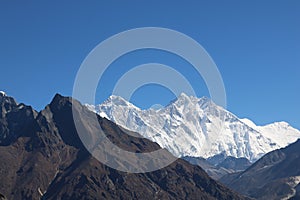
[182, 156, 251, 180]
[87, 93, 300, 163]
[0, 92, 248, 200]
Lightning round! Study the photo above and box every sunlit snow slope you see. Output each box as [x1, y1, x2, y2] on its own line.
[86, 93, 300, 162]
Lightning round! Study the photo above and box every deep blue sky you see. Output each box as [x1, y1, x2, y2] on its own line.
[0, 1, 299, 129]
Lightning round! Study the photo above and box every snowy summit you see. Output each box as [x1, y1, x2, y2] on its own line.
[0, 91, 6, 97]
[87, 93, 300, 162]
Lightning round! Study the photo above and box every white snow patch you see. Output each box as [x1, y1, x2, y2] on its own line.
[99, 111, 109, 119]
[282, 176, 300, 200]
[0, 91, 6, 96]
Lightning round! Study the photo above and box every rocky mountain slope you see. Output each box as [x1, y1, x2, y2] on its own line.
[220, 139, 300, 200]
[87, 93, 300, 162]
[182, 156, 234, 180]
[0, 91, 37, 145]
[0, 93, 248, 200]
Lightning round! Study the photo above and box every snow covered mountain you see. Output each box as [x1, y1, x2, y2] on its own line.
[240, 119, 300, 148]
[86, 93, 300, 162]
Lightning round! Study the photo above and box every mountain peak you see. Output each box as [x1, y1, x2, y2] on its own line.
[175, 93, 207, 102]
[49, 93, 72, 108]
[103, 95, 139, 109]
[108, 94, 127, 102]
[89, 94, 300, 162]
[170, 93, 211, 107]
[0, 92, 18, 110]
[171, 93, 192, 105]
[0, 91, 6, 97]
[172, 94, 217, 112]
[0, 93, 37, 145]
[271, 121, 290, 127]
[178, 92, 190, 99]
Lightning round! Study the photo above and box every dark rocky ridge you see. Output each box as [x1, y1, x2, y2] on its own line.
[0, 93, 37, 145]
[183, 156, 234, 180]
[184, 154, 252, 180]
[217, 156, 252, 171]
[0, 93, 248, 200]
[207, 153, 251, 171]
[221, 139, 300, 199]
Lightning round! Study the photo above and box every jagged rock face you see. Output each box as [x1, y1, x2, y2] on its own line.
[0, 94, 248, 200]
[220, 139, 300, 200]
[0, 94, 37, 145]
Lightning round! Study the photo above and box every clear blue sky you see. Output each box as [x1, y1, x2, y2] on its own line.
[0, 1, 299, 129]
